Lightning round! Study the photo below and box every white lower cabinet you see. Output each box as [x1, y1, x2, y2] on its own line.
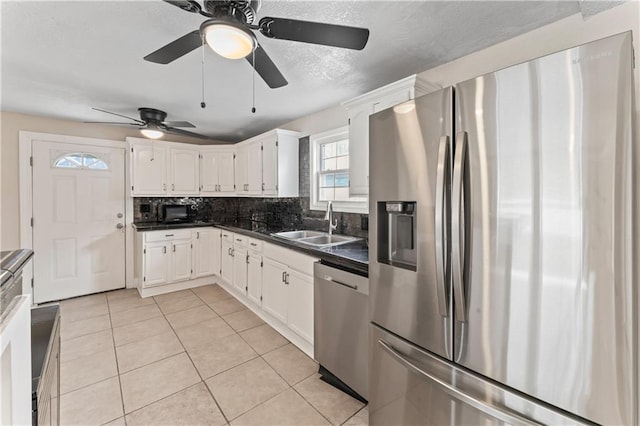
[247, 250, 263, 306]
[137, 228, 216, 295]
[286, 269, 314, 344]
[233, 246, 248, 294]
[221, 239, 234, 284]
[143, 241, 170, 287]
[262, 257, 289, 323]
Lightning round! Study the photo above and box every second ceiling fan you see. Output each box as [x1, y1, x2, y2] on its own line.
[144, 0, 370, 88]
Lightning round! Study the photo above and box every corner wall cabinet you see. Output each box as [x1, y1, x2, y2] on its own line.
[342, 74, 439, 196]
[127, 128, 299, 198]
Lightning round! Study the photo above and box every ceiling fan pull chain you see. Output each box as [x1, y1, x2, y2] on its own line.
[251, 47, 256, 114]
[200, 38, 206, 109]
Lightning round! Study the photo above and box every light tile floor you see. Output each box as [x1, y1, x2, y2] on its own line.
[58, 283, 368, 425]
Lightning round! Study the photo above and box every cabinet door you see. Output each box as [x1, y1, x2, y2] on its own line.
[246, 142, 263, 194]
[233, 247, 248, 294]
[262, 137, 278, 196]
[287, 269, 314, 344]
[170, 148, 200, 195]
[200, 151, 219, 193]
[235, 148, 248, 194]
[247, 251, 262, 306]
[131, 144, 167, 195]
[194, 229, 215, 277]
[143, 242, 169, 287]
[221, 240, 234, 284]
[348, 104, 372, 196]
[170, 239, 192, 282]
[261, 257, 288, 323]
[218, 152, 236, 193]
[212, 229, 222, 277]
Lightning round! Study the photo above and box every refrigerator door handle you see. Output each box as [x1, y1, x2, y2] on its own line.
[452, 132, 468, 322]
[378, 339, 541, 426]
[435, 135, 450, 317]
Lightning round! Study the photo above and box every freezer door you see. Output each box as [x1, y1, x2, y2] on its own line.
[369, 87, 454, 360]
[370, 324, 589, 426]
[453, 32, 635, 425]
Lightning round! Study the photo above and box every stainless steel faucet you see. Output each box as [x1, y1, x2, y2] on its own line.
[324, 201, 338, 235]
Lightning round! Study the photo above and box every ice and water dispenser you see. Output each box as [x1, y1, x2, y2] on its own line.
[377, 201, 417, 271]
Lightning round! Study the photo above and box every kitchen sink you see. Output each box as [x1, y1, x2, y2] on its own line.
[272, 230, 361, 248]
[273, 230, 326, 240]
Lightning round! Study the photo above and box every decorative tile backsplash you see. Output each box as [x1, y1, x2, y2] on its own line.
[133, 137, 369, 239]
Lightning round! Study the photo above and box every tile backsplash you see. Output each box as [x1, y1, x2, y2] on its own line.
[133, 137, 369, 239]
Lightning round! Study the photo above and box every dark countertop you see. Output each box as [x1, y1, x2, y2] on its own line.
[133, 220, 369, 276]
[132, 221, 216, 231]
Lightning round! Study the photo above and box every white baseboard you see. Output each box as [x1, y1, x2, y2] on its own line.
[137, 276, 215, 298]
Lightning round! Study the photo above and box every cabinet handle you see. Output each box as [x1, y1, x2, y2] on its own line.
[236, 238, 242, 242]
[197, 232, 199, 239]
[282, 271, 286, 282]
[250, 242, 257, 247]
[165, 234, 174, 237]
[227, 247, 231, 255]
[285, 272, 290, 285]
[172, 183, 175, 191]
[163, 183, 166, 191]
[262, 182, 265, 191]
[246, 254, 249, 264]
[163, 246, 166, 254]
[173, 244, 176, 252]
[231, 248, 234, 257]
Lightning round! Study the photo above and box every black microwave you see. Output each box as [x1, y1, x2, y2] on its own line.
[161, 204, 193, 223]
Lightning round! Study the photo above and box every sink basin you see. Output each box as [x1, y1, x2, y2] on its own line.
[297, 234, 361, 248]
[272, 230, 361, 248]
[273, 230, 326, 239]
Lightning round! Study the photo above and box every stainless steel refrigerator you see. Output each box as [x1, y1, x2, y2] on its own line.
[369, 32, 636, 425]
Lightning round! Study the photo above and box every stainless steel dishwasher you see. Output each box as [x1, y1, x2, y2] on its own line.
[314, 262, 369, 400]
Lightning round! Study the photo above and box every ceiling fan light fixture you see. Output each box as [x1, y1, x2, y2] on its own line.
[202, 21, 255, 60]
[140, 125, 164, 139]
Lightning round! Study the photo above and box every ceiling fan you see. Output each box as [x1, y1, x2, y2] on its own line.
[86, 107, 210, 139]
[144, 0, 370, 88]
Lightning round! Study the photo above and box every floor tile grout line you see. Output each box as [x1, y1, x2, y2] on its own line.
[106, 293, 129, 426]
[162, 297, 233, 425]
[340, 405, 367, 426]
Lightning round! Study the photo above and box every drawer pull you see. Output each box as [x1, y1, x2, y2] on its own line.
[324, 275, 358, 290]
[250, 242, 257, 246]
[165, 234, 174, 237]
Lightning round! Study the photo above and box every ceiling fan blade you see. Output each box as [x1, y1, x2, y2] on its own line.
[162, 121, 195, 128]
[91, 107, 145, 124]
[258, 17, 369, 50]
[163, 126, 210, 139]
[144, 30, 202, 64]
[163, 0, 202, 14]
[246, 44, 288, 89]
[83, 121, 141, 125]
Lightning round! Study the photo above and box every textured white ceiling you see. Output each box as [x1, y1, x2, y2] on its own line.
[0, 1, 617, 142]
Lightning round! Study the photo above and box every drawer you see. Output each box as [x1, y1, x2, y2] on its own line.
[263, 242, 319, 276]
[234, 234, 248, 248]
[145, 229, 192, 242]
[221, 230, 234, 243]
[247, 237, 263, 252]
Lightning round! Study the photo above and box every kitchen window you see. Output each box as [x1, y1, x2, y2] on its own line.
[310, 127, 367, 213]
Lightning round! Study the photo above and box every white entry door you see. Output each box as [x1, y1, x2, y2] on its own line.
[32, 141, 126, 303]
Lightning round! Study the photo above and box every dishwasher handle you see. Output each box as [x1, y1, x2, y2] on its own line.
[322, 275, 358, 290]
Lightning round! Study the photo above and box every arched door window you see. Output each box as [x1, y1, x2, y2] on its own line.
[53, 153, 109, 170]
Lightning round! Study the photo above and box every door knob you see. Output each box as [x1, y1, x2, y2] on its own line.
[116, 223, 124, 229]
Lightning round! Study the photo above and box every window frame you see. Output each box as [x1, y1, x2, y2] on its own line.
[309, 126, 367, 214]
[52, 152, 110, 170]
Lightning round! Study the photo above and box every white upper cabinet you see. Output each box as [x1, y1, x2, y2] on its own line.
[129, 138, 200, 196]
[342, 75, 439, 196]
[131, 142, 167, 195]
[201, 149, 236, 195]
[233, 129, 300, 198]
[129, 128, 298, 198]
[246, 142, 262, 195]
[170, 148, 199, 195]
